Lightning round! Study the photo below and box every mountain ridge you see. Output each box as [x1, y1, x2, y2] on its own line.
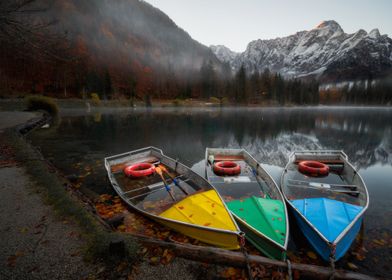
[210, 20, 392, 82]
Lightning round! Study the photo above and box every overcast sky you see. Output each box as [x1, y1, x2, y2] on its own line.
[144, 0, 392, 52]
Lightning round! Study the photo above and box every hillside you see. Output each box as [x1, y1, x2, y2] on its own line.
[0, 0, 221, 98]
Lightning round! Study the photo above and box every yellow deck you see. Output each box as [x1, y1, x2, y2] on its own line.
[159, 189, 239, 249]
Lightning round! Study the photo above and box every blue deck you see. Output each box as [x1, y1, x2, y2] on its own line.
[291, 198, 363, 261]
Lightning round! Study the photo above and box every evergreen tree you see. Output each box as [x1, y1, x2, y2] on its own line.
[234, 64, 247, 103]
[199, 59, 216, 98]
[103, 69, 113, 99]
[86, 70, 103, 97]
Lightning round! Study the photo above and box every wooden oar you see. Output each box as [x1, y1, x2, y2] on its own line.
[159, 165, 189, 195]
[155, 166, 176, 201]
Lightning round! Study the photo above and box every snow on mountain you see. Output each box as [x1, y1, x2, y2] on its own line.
[210, 20, 392, 81]
[209, 45, 239, 65]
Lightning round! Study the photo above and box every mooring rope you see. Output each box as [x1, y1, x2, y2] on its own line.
[239, 233, 254, 280]
[286, 258, 293, 280]
[329, 256, 336, 280]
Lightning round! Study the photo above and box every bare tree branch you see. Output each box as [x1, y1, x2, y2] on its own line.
[0, 0, 71, 62]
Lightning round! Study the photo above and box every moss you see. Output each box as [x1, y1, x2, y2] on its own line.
[25, 95, 59, 116]
[3, 130, 139, 263]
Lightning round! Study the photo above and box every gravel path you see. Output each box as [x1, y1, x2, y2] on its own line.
[0, 111, 38, 131]
[0, 167, 100, 279]
[0, 112, 99, 279]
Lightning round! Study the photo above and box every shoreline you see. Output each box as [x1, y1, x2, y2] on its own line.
[1, 98, 391, 112]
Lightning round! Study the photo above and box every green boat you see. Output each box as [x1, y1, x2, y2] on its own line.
[205, 148, 289, 260]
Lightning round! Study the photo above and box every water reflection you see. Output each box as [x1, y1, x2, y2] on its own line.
[29, 107, 392, 277]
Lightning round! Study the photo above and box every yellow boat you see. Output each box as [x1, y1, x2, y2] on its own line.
[104, 147, 241, 249]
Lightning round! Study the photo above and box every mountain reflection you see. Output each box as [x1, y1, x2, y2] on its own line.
[34, 107, 392, 169]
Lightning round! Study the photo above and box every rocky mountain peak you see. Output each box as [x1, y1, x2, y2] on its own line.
[369, 28, 381, 39]
[315, 20, 343, 33]
[210, 45, 239, 62]
[210, 20, 392, 82]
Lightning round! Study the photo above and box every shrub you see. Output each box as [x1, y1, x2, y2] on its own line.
[90, 93, 101, 106]
[209, 96, 221, 103]
[172, 99, 183, 106]
[25, 95, 59, 116]
[221, 97, 229, 105]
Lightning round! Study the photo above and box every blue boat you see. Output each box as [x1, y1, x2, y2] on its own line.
[281, 151, 369, 262]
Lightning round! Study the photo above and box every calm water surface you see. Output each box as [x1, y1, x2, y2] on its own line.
[29, 107, 392, 277]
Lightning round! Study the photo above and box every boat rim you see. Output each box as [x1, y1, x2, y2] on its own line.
[205, 147, 290, 250]
[105, 146, 242, 236]
[281, 150, 369, 246]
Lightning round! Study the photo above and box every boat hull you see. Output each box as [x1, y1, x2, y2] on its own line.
[205, 148, 289, 258]
[105, 147, 241, 250]
[235, 217, 286, 260]
[281, 150, 369, 261]
[291, 208, 363, 261]
[152, 216, 240, 250]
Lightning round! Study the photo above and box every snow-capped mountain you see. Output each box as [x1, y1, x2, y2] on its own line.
[209, 45, 239, 63]
[210, 20, 392, 81]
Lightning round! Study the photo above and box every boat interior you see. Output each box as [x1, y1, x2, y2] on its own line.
[281, 151, 368, 243]
[206, 150, 287, 246]
[109, 155, 203, 215]
[105, 148, 238, 233]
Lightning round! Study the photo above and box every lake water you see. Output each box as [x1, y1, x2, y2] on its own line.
[29, 107, 392, 277]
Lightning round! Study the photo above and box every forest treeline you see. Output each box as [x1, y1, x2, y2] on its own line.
[320, 80, 392, 105]
[0, 0, 391, 105]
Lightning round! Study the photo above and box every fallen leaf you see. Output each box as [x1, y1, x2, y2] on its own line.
[20, 227, 28, 233]
[222, 267, 238, 278]
[117, 261, 128, 272]
[70, 251, 80, 257]
[306, 251, 317, 260]
[149, 257, 159, 265]
[117, 225, 126, 231]
[373, 239, 386, 246]
[293, 270, 301, 280]
[347, 262, 358, 270]
[7, 251, 24, 267]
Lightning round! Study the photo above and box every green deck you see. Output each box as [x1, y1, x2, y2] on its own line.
[227, 196, 287, 247]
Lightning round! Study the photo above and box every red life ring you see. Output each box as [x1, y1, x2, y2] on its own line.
[213, 161, 241, 176]
[124, 162, 155, 178]
[298, 161, 329, 176]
